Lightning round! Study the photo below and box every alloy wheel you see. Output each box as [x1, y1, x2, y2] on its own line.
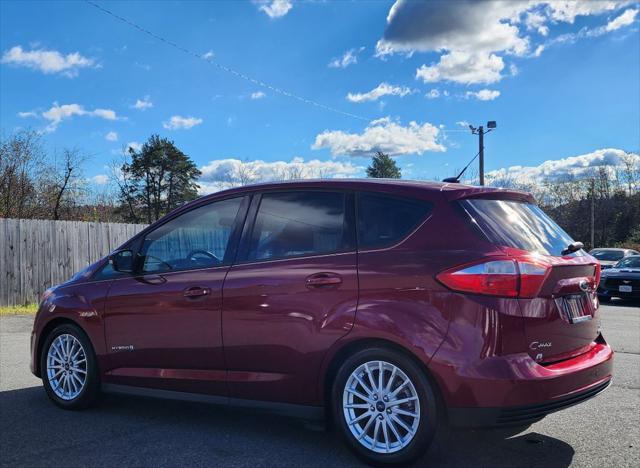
[342, 360, 421, 454]
[46, 333, 88, 401]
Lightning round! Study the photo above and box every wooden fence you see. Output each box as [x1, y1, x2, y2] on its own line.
[0, 218, 147, 307]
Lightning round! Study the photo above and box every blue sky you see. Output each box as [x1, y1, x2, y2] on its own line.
[1, 0, 639, 193]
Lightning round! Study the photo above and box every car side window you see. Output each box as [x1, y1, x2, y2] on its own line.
[139, 197, 244, 273]
[357, 192, 432, 249]
[247, 191, 351, 261]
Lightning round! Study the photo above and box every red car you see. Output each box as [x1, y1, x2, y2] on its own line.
[31, 180, 613, 465]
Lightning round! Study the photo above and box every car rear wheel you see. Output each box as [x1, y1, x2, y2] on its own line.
[332, 347, 440, 465]
[40, 323, 100, 410]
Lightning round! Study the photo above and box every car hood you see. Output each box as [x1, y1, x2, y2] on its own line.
[602, 268, 640, 278]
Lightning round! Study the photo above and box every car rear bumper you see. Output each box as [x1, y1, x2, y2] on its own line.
[439, 337, 614, 427]
[448, 376, 611, 427]
[598, 285, 640, 299]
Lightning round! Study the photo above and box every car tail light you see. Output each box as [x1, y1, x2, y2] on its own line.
[436, 258, 551, 298]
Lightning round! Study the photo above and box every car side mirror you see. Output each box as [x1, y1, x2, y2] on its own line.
[109, 249, 134, 273]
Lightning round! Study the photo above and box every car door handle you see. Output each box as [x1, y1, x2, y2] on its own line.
[305, 273, 342, 289]
[183, 287, 211, 298]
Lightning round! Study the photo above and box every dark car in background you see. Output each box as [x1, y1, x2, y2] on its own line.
[598, 255, 640, 302]
[30, 180, 613, 465]
[589, 248, 639, 269]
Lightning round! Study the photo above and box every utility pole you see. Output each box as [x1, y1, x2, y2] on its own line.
[468, 121, 495, 186]
[591, 178, 595, 249]
[478, 126, 485, 186]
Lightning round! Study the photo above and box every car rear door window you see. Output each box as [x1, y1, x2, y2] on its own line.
[247, 191, 352, 261]
[357, 193, 432, 249]
[461, 198, 581, 257]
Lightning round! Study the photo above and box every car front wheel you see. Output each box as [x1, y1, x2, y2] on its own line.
[40, 323, 100, 410]
[332, 347, 440, 465]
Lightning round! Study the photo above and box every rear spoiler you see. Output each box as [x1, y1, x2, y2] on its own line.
[440, 184, 536, 204]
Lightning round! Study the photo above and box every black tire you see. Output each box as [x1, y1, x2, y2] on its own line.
[40, 323, 100, 410]
[331, 347, 441, 466]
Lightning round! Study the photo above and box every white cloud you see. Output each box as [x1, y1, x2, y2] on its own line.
[105, 131, 118, 141]
[250, 91, 266, 100]
[17, 111, 37, 118]
[328, 47, 365, 69]
[198, 157, 361, 194]
[486, 148, 640, 185]
[606, 8, 638, 31]
[132, 96, 153, 110]
[202, 50, 214, 60]
[1, 45, 96, 77]
[347, 82, 412, 103]
[377, 1, 634, 84]
[456, 121, 470, 128]
[162, 115, 203, 130]
[312, 117, 445, 157]
[126, 141, 142, 153]
[256, 0, 292, 19]
[416, 51, 504, 85]
[91, 174, 109, 185]
[464, 89, 501, 101]
[425, 89, 440, 99]
[38, 103, 118, 132]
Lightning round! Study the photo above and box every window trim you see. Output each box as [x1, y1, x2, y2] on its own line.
[355, 191, 433, 252]
[234, 189, 356, 265]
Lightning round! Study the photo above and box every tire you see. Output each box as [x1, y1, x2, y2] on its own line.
[331, 347, 440, 466]
[40, 323, 100, 410]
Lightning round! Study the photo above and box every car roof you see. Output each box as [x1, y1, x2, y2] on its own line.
[195, 179, 535, 204]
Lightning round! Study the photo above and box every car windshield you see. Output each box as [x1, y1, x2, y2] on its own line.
[461, 199, 581, 257]
[591, 250, 625, 261]
[615, 257, 640, 268]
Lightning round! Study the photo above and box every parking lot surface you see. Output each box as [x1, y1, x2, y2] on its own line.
[1, 302, 638, 467]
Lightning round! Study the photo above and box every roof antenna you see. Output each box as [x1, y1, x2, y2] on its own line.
[443, 150, 481, 184]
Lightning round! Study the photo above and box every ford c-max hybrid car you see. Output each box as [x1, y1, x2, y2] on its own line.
[31, 179, 613, 465]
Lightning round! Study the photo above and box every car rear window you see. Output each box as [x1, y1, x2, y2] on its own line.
[591, 250, 625, 261]
[357, 193, 432, 249]
[461, 198, 582, 257]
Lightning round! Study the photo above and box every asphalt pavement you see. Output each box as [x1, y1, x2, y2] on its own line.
[1, 301, 638, 467]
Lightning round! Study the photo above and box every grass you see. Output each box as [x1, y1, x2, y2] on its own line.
[0, 303, 38, 315]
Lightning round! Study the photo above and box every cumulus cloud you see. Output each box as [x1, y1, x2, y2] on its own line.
[91, 174, 109, 185]
[250, 91, 266, 100]
[486, 148, 640, 185]
[1, 45, 96, 77]
[377, 1, 635, 84]
[132, 96, 153, 110]
[126, 141, 142, 153]
[162, 115, 203, 130]
[415, 50, 505, 85]
[105, 131, 118, 141]
[202, 50, 214, 60]
[256, 0, 292, 19]
[464, 89, 501, 101]
[328, 47, 365, 68]
[347, 82, 412, 103]
[198, 157, 361, 194]
[312, 117, 445, 157]
[605, 8, 638, 31]
[27, 103, 119, 132]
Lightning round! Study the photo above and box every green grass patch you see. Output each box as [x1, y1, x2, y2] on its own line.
[0, 303, 38, 315]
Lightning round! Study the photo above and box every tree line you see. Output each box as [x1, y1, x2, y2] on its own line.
[1, 129, 638, 250]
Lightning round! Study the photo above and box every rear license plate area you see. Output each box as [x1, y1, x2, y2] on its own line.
[555, 293, 594, 324]
[619, 285, 632, 293]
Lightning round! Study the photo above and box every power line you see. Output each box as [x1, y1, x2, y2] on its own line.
[84, 1, 473, 137]
[83, 0, 371, 122]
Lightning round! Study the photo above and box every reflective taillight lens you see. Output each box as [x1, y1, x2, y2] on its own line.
[436, 258, 551, 298]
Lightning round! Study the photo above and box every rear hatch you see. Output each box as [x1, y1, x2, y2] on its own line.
[460, 196, 600, 363]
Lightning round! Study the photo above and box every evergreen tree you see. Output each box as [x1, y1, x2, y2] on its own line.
[366, 151, 401, 179]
